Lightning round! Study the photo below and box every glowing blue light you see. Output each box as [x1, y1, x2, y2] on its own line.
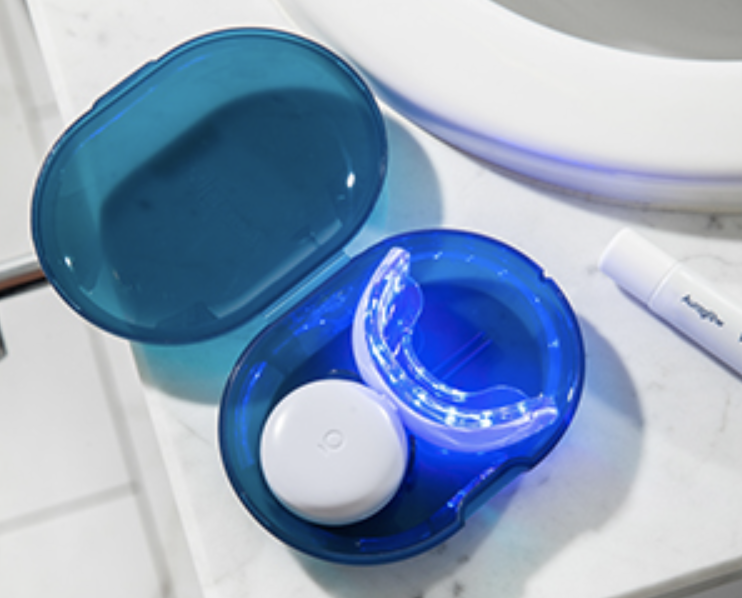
[352, 247, 559, 452]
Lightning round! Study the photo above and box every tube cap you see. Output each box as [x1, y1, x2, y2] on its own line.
[599, 229, 677, 304]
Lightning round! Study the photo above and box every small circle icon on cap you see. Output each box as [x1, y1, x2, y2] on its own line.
[322, 430, 344, 451]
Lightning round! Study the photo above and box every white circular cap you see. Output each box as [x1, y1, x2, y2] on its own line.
[259, 379, 408, 526]
[599, 228, 677, 304]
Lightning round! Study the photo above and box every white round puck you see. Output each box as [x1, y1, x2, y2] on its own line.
[260, 379, 408, 526]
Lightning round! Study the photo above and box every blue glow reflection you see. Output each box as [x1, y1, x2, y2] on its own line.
[353, 247, 559, 451]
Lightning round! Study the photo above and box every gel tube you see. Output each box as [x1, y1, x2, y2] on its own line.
[352, 247, 559, 452]
[600, 228, 742, 376]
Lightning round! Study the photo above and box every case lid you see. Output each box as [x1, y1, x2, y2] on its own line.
[32, 29, 387, 344]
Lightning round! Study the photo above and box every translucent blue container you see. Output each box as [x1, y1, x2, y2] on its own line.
[30, 28, 584, 565]
[32, 29, 386, 343]
[220, 229, 584, 564]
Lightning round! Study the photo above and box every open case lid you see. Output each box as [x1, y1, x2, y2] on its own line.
[32, 28, 387, 344]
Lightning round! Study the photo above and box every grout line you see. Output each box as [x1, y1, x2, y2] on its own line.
[26, 100, 61, 124]
[86, 331, 175, 598]
[0, 483, 134, 535]
[0, 0, 60, 157]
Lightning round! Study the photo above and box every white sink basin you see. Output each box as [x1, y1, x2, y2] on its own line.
[494, 0, 742, 60]
[278, 0, 742, 210]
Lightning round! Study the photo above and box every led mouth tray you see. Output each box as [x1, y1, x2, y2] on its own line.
[353, 246, 562, 452]
[220, 229, 584, 564]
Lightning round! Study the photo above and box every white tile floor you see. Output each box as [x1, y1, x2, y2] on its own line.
[0, 1, 202, 596]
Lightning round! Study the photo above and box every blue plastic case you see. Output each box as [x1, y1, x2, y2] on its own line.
[31, 29, 584, 565]
[220, 230, 584, 564]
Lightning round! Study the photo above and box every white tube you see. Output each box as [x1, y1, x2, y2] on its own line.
[600, 228, 742, 376]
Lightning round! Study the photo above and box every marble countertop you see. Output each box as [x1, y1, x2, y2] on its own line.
[26, 1, 742, 597]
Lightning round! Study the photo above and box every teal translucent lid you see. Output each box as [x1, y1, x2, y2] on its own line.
[32, 29, 387, 344]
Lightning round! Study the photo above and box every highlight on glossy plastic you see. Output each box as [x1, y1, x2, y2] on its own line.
[219, 229, 585, 565]
[352, 247, 559, 451]
[31, 28, 387, 343]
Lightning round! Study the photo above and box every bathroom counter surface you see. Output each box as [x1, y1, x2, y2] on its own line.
[27, 1, 742, 597]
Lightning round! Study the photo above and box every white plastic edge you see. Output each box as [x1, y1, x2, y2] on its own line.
[277, 0, 742, 209]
